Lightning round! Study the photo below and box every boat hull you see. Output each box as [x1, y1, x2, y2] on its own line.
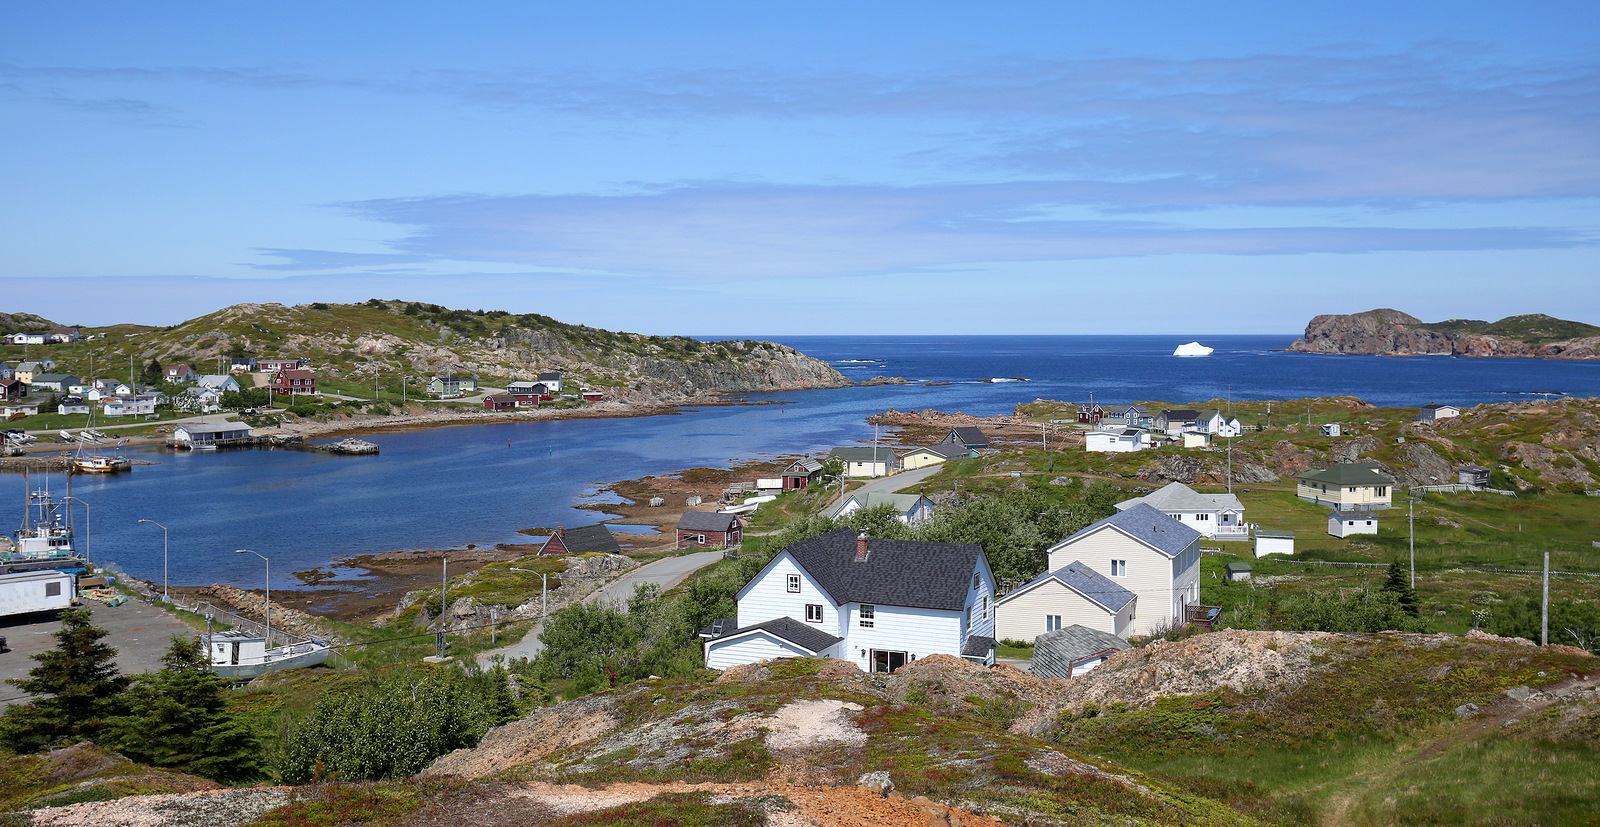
[210, 645, 330, 680]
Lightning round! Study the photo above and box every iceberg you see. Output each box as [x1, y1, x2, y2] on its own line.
[1173, 341, 1214, 357]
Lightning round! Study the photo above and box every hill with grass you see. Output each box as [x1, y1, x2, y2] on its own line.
[1287, 309, 1600, 359]
[0, 300, 848, 403]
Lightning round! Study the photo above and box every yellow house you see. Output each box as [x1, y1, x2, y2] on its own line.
[1296, 462, 1395, 510]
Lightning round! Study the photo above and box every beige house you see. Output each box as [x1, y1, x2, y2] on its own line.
[1296, 462, 1395, 511]
[995, 560, 1136, 641]
[898, 443, 971, 470]
[1040, 503, 1203, 637]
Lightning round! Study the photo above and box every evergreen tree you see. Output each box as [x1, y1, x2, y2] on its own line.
[0, 608, 129, 752]
[140, 359, 164, 387]
[1381, 561, 1420, 617]
[110, 637, 261, 781]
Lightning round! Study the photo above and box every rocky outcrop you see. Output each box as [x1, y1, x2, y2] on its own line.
[1288, 309, 1600, 359]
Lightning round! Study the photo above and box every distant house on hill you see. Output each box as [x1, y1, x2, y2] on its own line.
[427, 376, 478, 397]
[828, 492, 937, 525]
[538, 372, 563, 394]
[828, 446, 897, 478]
[899, 442, 974, 470]
[1117, 482, 1246, 540]
[940, 427, 989, 451]
[1413, 403, 1461, 424]
[539, 524, 621, 556]
[677, 511, 743, 549]
[780, 458, 825, 489]
[270, 369, 316, 397]
[1155, 409, 1200, 435]
[1296, 462, 1394, 511]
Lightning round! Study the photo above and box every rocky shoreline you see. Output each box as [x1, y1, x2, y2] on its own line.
[1288, 308, 1600, 359]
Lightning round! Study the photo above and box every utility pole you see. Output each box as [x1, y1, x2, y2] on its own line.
[1542, 551, 1550, 647]
[1408, 490, 1416, 589]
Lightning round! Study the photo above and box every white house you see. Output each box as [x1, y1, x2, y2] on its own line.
[1085, 429, 1144, 453]
[6, 332, 47, 346]
[1045, 503, 1203, 637]
[1328, 508, 1378, 538]
[1296, 462, 1394, 510]
[178, 387, 223, 413]
[1413, 403, 1461, 424]
[1182, 431, 1214, 449]
[828, 446, 897, 478]
[1115, 481, 1247, 540]
[700, 529, 998, 673]
[828, 492, 936, 525]
[1197, 410, 1242, 437]
[102, 394, 160, 417]
[995, 559, 1137, 641]
[1320, 423, 1343, 437]
[196, 374, 243, 394]
[538, 371, 563, 394]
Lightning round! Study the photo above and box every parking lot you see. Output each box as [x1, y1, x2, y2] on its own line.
[1, 600, 200, 710]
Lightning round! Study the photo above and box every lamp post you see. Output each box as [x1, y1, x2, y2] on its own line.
[236, 549, 270, 647]
[509, 567, 549, 621]
[136, 519, 168, 602]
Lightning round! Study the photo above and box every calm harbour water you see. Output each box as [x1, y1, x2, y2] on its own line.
[28, 334, 1600, 591]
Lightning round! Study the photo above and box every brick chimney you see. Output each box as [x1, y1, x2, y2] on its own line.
[556, 526, 564, 538]
[855, 533, 870, 562]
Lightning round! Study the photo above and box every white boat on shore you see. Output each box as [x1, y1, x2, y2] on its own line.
[204, 629, 331, 680]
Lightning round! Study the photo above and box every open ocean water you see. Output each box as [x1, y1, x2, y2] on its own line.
[28, 334, 1600, 591]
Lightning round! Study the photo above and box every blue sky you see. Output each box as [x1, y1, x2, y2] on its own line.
[3, 2, 1597, 335]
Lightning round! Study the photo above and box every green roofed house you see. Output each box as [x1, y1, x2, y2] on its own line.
[1295, 462, 1395, 511]
[828, 491, 937, 525]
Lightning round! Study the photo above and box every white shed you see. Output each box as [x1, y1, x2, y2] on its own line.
[1254, 529, 1295, 557]
[1328, 509, 1378, 538]
[1085, 429, 1143, 453]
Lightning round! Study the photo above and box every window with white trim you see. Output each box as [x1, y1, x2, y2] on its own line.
[971, 572, 980, 589]
[1110, 559, 1127, 577]
[786, 574, 800, 593]
[982, 596, 989, 619]
[1046, 615, 1062, 632]
[859, 604, 875, 628]
[805, 604, 823, 623]
[1194, 513, 1210, 521]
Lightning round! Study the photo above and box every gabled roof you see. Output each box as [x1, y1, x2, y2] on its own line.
[780, 528, 985, 612]
[1419, 403, 1457, 411]
[704, 616, 843, 654]
[945, 426, 988, 446]
[830, 492, 931, 520]
[275, 368, 316, 379]
[829, 446, 897, 463]
[1055, 503, 1201, 559]
[1159, 409, 1199, 421]
[177, 423, 251, 435]
[902, 443, 970, 459]
[1032, 625, 1131, 677]
[784, 458, 824, 474]
[1296, 462, 1394, 486]
[545, 523, 622, 555]
[538, 372, 562, 381]
[1116, 481, 1243, 514]
[961, 635, 997, 658]
[678, 510, 740, 532]
[1001, 560, 1136, 613]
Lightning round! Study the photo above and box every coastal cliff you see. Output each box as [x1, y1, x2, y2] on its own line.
[1288, 309, 1600, 359]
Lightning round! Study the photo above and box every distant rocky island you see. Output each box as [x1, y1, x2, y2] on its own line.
[1287, 309, 1600, 360]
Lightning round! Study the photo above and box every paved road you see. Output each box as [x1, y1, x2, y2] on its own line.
[476, 549, 727, 665]
[823, 464, 945, 515]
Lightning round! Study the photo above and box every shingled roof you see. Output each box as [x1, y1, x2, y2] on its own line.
[543, 523, 621, 555]
[1296, 462, 1394, 486]
[1002, 560, 1136, 613]
[703, 616, 843, 653]
[1116, 481, 1243, 514]
[1055, 503, 1201, 558]
[678, 511, 741, 532]
[780, 528, 985, 612]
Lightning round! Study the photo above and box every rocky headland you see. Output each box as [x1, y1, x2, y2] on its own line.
[1287, 308, 1600, 359]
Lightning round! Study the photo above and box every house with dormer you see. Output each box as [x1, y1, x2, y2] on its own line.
[1115, 481, 1247, 540]
[700, 528, 998, 672]
[1042, 503, 1203, 637]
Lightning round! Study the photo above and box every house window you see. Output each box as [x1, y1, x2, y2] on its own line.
[45, 581, 61, 597]
[1111, 560, 1127, 577]
[859, 604, 875, 628]
[982, 596, 989, 619]
[787, 574, 800, 593]
[1171, 513, 1181, 521]
[1375, 486, 1388, 496]
[971, 573, 980, 589]
[1046, 615, 1062, 632]
[1348, 487, 1356, 493]
[805, 604, 823, 623]
[1195, 513, 1210, 521]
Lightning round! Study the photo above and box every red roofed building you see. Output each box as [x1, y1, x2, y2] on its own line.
[270, 368, 316, 396]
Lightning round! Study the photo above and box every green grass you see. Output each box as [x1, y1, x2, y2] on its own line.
[544, 792, 769, 827]
[242, 782, 424, 826]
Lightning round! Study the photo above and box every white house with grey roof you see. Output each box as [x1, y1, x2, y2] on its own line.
[995, 560, 1137, 641]
[828, 492, 937, 525]
[1085, 429, 1144, 453]
[700, 528, 997, 673]
[828, 446, 898, 478]
[1115, 481, 1247, 540]
[1045, 503, 1203, 637]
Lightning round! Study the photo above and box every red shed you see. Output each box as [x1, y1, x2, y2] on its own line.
[483, 393, 517, 411]
[677, 511, 742, 549]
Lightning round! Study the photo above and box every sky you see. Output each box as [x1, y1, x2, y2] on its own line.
[3, 2, 1597, 335]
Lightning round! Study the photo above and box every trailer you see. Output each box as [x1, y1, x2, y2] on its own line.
[0, 569, 75, 618]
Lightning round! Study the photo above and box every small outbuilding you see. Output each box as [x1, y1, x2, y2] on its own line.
[172, 422, 253, 447]
[1225, 561, 1253, 581]
[1254, 529, 1295, 557]
[539, 524, 622, 556]
[677, 510, 743, 549]
[1328, 508, 1378, 538]
[1030, 625, 1133, 679]
[1458, 465, 1491, 487]
[1320, 423, 1342, 437]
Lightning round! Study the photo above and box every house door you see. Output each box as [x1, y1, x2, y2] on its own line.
[230, 642, 241, 665]
[871, 650, 908, 673]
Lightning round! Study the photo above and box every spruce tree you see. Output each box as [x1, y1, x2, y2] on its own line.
[111, 637, 261, 781]
[0, 608, 129, 752]
[1382, 560, 1420, 617]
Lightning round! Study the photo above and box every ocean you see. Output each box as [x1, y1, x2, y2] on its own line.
[32, 334, 1600, 591]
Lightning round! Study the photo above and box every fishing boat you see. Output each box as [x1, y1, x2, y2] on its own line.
[202, 630, 331, 680]
[72, 453, 132, 473]
[4, 485, 85, 570]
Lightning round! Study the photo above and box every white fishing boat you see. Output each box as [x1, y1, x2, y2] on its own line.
[202, 630, 331, 680]
[5, 486, 85, 570]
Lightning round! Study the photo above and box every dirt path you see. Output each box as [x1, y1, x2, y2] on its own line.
[1315, 670, 1600, 826]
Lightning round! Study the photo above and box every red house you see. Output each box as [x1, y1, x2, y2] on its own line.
[270, 368, 316, 396]
[677, 511, 742, 549]
[539, 524, 622, 556]
[260, 358, 301, 373]
[483, 393, 517, 411]
[781, 458, 824, 490]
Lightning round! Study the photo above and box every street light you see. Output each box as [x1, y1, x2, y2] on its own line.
[136, 519, 168, 602]
[236, 549, 270, 647]
[508, 567, 550, 621]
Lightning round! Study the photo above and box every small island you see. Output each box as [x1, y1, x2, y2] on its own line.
[1287, 309, 1600, 359]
